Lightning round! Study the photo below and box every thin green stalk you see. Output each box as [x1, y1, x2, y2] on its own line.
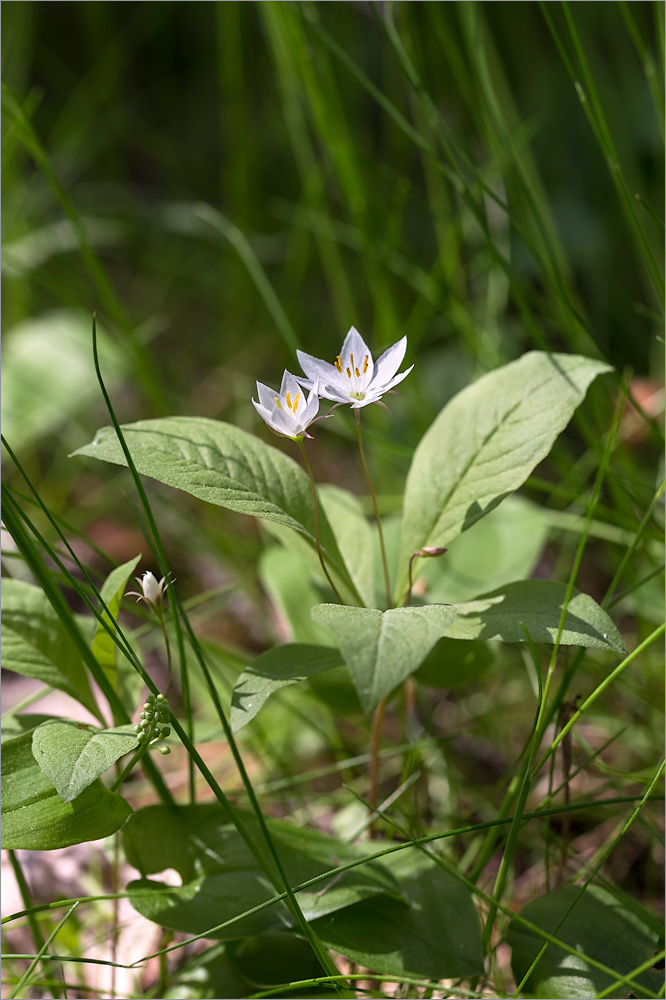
[297, 438, 345, 603]
[90, 316, 194, 800]
[7, 853, 62, 1000]
[482, 625, 544, 953]
[90, 322, 346, 992]
[483, 402, 622, 949]
[157, 611, 174, 695]
[602, 478, 665, 607]
[369, 695, 388, 817]
[1, 483, 175, 805]
[513, 759, 666, 998]
[534, 622, 665, 777]
[355, 410, 391, 607]
[9, 903, 79, 1000]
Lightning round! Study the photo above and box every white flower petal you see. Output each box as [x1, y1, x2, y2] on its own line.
[256, 381, 278, 409]
[371, 336, 407, 388]
[296, 350, 340, 387]
[381, 364, 414, 393]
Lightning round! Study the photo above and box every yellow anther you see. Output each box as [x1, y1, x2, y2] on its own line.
[355, 366, 360, 377]
[334, 358, 342, 373]
[346, 366, 352, 378]
[292, 392, 301, 411]
[363, 355, 369, 373]
[275, 397, 284, 410]
[350, 353, 355, 367]
[286, 391, 293, 410]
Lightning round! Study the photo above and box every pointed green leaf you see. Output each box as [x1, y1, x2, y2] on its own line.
[311, 603, 457, 711]
[421, 495, 549, 604]
[508, 884, 664, 999]
[2, 579, 97, 714]
[2, 730, 132, 850]
[259, 547, 334, 645]
[319, 484, 375, 607]
[396, 353, 612, 602]
[445, 581, 626, 652]
[311, 848, 483, 980]
[91, 555, 144, 714]
[72, 417, 352, 591]
[231, 644, 343, 733]
[32, 719, 140, 802]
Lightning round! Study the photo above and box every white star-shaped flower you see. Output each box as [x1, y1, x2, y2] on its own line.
[296, 326, 413, 410]
[127, 571, 172, 610]
[252, 370, 321, 439]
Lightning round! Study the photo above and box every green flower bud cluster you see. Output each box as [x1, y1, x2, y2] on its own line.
[133, 692, 171, 754]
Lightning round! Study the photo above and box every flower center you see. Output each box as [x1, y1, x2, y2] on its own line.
[275, 391, 301, 414]
[349, 390, 366, 401]
[334, 352, 369, 379]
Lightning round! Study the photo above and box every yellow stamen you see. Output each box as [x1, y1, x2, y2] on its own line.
[275, 397, 284, 410]
[350, 353, 355, 368]
[334, 359, 342, 373]
[355, 366, 360, 377]
[346, 366, 352, 378]
[292, 392, 301, 411]
[363, 355, 369, 373]
[286, 391, 292, 410]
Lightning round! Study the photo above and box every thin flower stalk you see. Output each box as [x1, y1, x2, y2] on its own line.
[297, 439, 345, 605]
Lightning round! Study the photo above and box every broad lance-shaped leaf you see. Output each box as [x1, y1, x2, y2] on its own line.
[231, 644, 342, 733]
[311, 604, 457, 712]
[396, 352, 612, 602]
[32, 719, 140, 802]
[72, 417, 354, 594]
[91, 555, 144, 715]
[2, 579, 98, 716]
[445, 581, 626, 653]
[2, 730, 132, 850]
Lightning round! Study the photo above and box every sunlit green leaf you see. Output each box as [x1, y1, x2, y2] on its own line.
[32, 719, 139, 802]
[91, 555, 144, 715]
[311, 603, 457, 711]
[397, 352, 611, 602]
[73, 417, 353, 592]
[2, 578, 97, 714]
[445, 581, 626, 652]
[231, 644, 343, 733]
[2, 731, 132, 850]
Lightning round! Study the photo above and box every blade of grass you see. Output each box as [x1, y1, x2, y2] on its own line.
[89, 316, 348, 993]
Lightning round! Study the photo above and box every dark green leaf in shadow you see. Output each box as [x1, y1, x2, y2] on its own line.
[507, 884, 664, 998]
[310, 847, 484, 980]
[414, 637, 494, 688]
[124, 804, 402, 940]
